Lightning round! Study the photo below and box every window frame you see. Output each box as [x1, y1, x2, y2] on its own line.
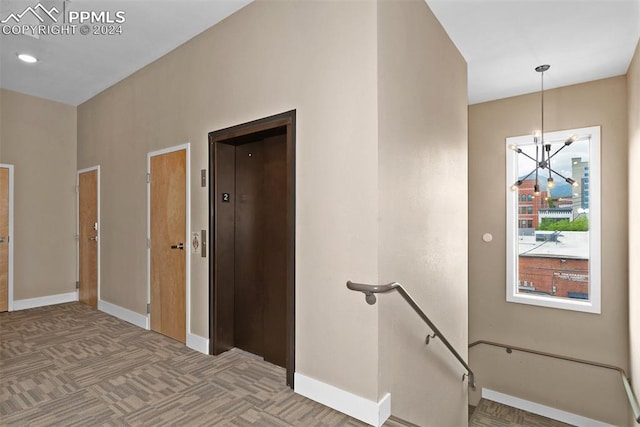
[506, 125, 601, 314]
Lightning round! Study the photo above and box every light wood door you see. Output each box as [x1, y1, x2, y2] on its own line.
[78, 170, 98, 308]
[0, 167, 9, 312]
[150, 149, 186, 343]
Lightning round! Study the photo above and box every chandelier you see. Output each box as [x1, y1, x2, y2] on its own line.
[510, 65, 580, 196]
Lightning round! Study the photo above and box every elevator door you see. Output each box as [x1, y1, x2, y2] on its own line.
[231, 133, 287, 367]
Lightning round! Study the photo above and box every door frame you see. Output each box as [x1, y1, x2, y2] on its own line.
[77, 165, 101, 305]
[208, 110, 296, 387]
[0, 164, 14, 311]
[146, 143, 191, 339]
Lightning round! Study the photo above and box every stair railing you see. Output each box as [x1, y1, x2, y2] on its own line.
[469, 340, 640, 423]
[346, 280, 475, 389]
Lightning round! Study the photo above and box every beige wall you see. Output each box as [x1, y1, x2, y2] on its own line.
[469, 76, 629, 425]
[628, 39, 640, 426]
[0, 89, 3, 159]
[78, 0, 381, 400]
[377, 1, 468, 424]
[0, 89, 77, 300]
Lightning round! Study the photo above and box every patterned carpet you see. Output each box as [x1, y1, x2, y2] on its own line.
[1, 302, 404, 427]
[1, 303, 573, 427]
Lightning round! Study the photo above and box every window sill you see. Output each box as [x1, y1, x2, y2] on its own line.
[507, 291, 601, 314]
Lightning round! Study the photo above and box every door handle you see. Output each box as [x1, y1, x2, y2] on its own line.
[89, 236, 98, 241]
[171, 243, 184, 250]
[0, 236, 4, 243]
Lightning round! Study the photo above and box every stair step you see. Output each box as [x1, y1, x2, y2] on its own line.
[469, 399, 574, 427]
[469, 404, 476, 420]
[383, 415, 421, 427]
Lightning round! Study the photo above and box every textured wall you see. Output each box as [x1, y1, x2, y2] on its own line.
[469, 76, 629, 425]
[628, 39, 640, 427]
[0, 89, 77, 300]
[377, 1, 469, 424]
[78, 0, 380, 401]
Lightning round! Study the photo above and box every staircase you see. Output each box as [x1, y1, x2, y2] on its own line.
[346, 282, 638, 426]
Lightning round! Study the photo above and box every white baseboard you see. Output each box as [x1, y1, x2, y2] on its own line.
[378, 392, 391, 425]
[294, 373, 390, 427]
[187, 332, 209, 354]
[13, 291, 78, 311]
[97, 300, 207, 354]
[482, 388, 614, 427]
[98, 299, 149, 330]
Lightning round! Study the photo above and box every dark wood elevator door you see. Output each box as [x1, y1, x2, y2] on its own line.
[233, 133, 287, 367]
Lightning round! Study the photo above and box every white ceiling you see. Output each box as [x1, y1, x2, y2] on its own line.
[426, 0, 640, 104]
[0, 0, 638, 106]
[0, 0, 252, 106]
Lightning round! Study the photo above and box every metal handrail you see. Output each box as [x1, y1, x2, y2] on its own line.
[469, 340, 640, 423]
[346, 280, 475, 389]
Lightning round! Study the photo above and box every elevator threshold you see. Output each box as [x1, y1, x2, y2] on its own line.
[229, 348, 287, 371]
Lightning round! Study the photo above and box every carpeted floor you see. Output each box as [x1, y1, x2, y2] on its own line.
[1, 302, 574, 427]
[0, 303, 422, 427]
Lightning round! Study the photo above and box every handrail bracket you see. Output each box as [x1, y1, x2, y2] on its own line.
[425, 333, 437, 345]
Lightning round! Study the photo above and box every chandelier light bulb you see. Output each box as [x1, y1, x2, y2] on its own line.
[547, 177, 555, 189]
[532, 130, 541, 143]
[534, 183, 541, 196]
[566, 177, 580, 187]
[565, 134, 578, 145]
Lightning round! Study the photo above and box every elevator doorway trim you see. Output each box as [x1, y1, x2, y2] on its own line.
[208, 110, 295, 388]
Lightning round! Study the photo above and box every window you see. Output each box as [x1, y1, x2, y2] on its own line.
[506, 126, 601, 313]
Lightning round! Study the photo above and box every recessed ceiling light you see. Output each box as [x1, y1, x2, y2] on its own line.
[17, 53, 37, 64]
